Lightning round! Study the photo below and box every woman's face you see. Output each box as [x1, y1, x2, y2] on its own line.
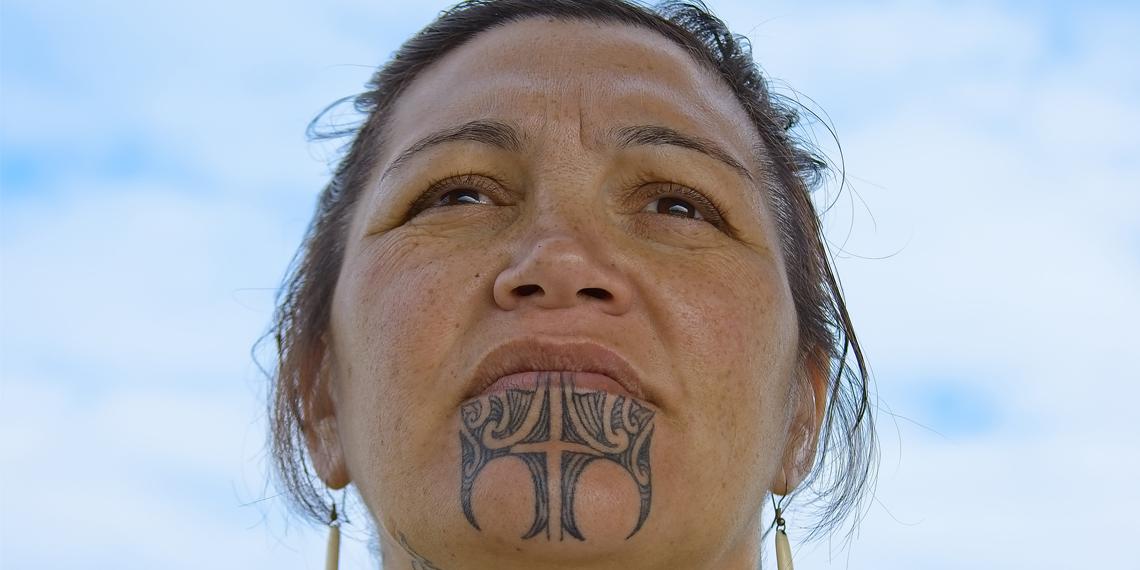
[311, 18, 822, 570]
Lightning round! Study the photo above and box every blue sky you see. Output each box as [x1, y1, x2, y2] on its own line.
[1, 1, 1137, 568]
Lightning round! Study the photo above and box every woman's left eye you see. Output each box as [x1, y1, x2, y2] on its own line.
[636, 183, 730, 232]
[643, 197, 705, 221]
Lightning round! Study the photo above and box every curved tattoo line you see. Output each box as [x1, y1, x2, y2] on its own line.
[518, 453, 549, 539]
[559, 452, 596, 540]
[458, 371, 655, 541]
[397, 532, 444, 570]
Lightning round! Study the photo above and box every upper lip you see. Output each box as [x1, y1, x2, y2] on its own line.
[464, 338, 648, 401]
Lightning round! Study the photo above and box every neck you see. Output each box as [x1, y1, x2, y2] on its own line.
[376, 517, 763, 570]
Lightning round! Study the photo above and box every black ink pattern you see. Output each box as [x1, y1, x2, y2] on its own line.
[397, 532, 444, 570]
[459, 372, 656, 541]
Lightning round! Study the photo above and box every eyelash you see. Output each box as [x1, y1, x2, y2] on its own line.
[638, 181, 728, 229]
[407, 173, 731, 231]
[406, 173, 503, 217]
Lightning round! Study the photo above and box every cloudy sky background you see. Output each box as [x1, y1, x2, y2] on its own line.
[2, 0, 1137, 568]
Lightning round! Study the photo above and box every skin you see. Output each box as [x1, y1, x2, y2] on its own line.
[304, 18, 828, 570]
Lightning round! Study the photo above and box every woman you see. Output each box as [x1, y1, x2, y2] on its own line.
[268, 1, 876, 568]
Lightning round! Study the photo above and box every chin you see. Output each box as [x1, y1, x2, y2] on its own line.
[442, 373, 670, 565]
[463, 454, 650, 550]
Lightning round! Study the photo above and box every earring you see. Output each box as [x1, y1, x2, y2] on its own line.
[774, 495, 794, 570]
[325, 502, 341, 570]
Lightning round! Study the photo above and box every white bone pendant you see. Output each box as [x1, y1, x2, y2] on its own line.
[325, 524, 340, 570]
[775, 528, 794, 570]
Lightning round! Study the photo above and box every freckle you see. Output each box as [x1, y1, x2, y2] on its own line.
[474, 273, 481, 278]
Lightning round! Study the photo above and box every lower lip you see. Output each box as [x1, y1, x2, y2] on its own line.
[481, 371, 634, 398]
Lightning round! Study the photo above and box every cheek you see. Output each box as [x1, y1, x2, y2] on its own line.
[330, 233, 491, 479]
[646, 246, 797, 476]
[654, 248, 794, 394]
[337, 231, 490, 370]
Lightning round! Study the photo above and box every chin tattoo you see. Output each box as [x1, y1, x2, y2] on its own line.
[459, 371, 656, 541]
[398, 532, 444, 570]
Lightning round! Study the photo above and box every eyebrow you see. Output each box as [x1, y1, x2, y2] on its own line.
[381, 119, 522, 180]
[380, 120, 753, 183]
[612, 124, 754, 183]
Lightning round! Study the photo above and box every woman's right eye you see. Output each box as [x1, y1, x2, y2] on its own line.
[431, 188, 492, 207]
[405, 174, 502, 219]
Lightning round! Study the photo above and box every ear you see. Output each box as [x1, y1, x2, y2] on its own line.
[302, 346, 350, 489]
[770, 347, 829, 495]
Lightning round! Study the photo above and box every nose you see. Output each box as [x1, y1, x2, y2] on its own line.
[492, 232, 633, 316]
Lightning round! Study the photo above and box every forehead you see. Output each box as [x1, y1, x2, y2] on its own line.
[382, 17, 759, 160]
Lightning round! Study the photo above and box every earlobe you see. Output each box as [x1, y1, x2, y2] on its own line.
[303, 349, 350, 490]
[770, 349, 829, 495]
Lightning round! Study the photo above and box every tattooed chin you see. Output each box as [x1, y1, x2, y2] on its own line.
[458, 371, 656, 544]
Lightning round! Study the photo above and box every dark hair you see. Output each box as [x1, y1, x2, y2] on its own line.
[267, 0, 876, 544]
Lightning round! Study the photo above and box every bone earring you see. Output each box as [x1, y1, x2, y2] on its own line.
[774, 495, 794, 570]
[325, 502, 341, 570]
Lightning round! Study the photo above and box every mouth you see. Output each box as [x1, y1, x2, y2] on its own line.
[480, 370, 634, 397]
[464, 338, 648, 402]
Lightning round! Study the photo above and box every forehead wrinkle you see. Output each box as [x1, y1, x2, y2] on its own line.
[577, 83, 588, 153]
[390, 20, 730, 125]
[381, 19, 765, 179]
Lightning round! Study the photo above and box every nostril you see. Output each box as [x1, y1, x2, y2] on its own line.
[514, 284, 543, 297]
[579, 287, 613, 301]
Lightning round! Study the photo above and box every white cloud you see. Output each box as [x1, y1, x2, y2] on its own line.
[792, 429, 1140, 568]
[1, 181, 291, 382]
[0, 374, 380, 569]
